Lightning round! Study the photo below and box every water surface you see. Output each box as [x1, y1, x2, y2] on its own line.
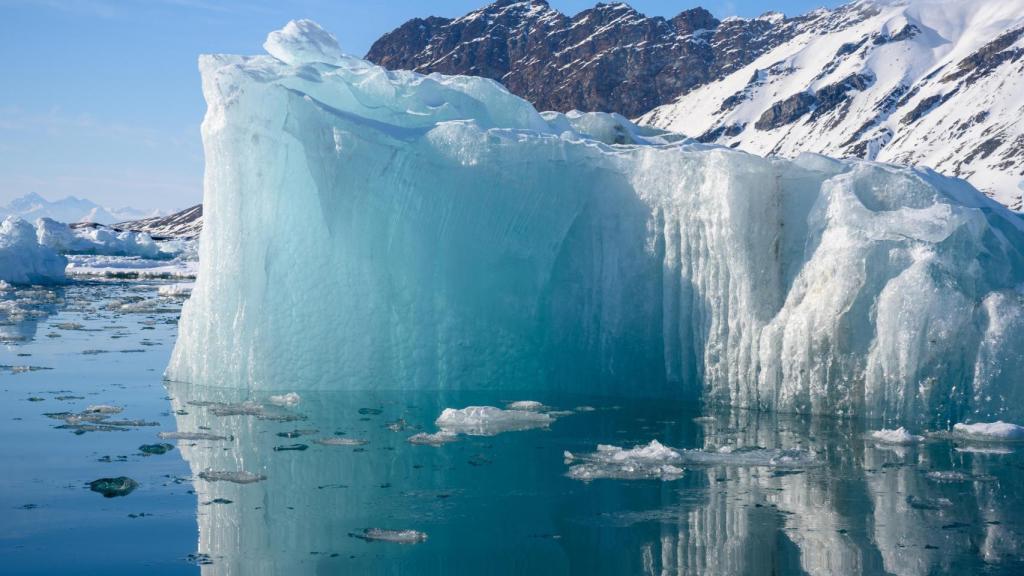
[2, 282, 1023, 575]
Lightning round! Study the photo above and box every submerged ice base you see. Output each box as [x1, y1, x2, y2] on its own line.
[169, 20, 1024, 424]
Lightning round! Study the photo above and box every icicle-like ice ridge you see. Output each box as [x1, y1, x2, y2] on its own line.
[167, 20, 1024, 423]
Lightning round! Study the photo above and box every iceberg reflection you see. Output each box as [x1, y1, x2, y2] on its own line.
[167, 382, 1024, 575]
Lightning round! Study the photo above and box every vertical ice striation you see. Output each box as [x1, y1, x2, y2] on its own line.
[168, 20, 1024, 423]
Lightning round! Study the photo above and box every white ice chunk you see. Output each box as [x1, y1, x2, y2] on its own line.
[267, 392, 301, 406]
[263, 19, 347, 66]
[566, 440, 685, 481]
[505, 400, 545, 411]
[434, 406, 553, 436]
[407, 430, 459, 446]
[354, 528, 428, 544]
[567, 440, 817, 481]
[158, 283, 194, 297]
[0, 217, 66, 285]
[951, 421, 1024, 442]
[869, 427, 924, 444]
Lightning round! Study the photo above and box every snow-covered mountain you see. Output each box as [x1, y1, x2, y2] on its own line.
[0, 192, 165, 225]
[640, 0, 1024, 208]
[366, 0, 806, 118]
[114, 204, 202, 240]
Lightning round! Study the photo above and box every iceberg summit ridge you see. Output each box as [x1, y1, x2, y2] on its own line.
[168, 20, 1024, 424]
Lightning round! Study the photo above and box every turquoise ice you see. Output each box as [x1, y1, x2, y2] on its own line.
[168, 20, 1024, 424]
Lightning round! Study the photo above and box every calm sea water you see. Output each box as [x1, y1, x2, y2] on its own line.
[2, 282, 1024, 575]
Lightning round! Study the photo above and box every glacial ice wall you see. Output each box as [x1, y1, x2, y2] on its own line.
[168, 20, 1024, 424]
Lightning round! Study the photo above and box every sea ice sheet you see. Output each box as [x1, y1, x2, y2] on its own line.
[168, 20, 1024, 424]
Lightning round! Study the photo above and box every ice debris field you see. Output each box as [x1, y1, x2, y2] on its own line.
[0, 215, 197, 284]
[160, 19, 1024, 427]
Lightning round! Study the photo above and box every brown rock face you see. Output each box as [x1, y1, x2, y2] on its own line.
[365, 1, 806, 118]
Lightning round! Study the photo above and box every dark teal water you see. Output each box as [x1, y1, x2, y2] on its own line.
[2, 282, 1024, 575]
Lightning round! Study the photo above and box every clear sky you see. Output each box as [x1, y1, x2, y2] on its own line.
[0, 0, 843, 212]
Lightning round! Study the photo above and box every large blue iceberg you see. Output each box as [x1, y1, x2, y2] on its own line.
[168, 20, 1024, 424]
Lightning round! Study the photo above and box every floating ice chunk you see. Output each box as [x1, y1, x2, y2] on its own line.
[352, 528, 428, 544]
[267, 392, 301, 406]
[315, 437, 368, 446]
[198, 470, 266, 484]
[505, 400, 545, 411]
[869, 427, 924, 444]
[158, 283, 194, 297]
[159, 431, 228, 441]
[85, 404, 123, 414]
[566, 440, 685, 481]
[567, 440, 817, 481]
[952, 421, 1024, 442]
[407, 430, 458, 446]
[435, 406, 553, 436]
[0, 217, 66, 285]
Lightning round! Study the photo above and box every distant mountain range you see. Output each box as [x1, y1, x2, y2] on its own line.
[367, 0, 1024, 208]
[0, 193, 167, 225]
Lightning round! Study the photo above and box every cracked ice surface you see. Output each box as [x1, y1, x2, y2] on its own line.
[168, 20, 1024, 424]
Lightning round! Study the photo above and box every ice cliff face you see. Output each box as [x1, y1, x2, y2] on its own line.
[168, 20, 1024, 424]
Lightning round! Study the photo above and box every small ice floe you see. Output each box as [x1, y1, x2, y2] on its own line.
[575, 406, 596, 412]
[386, 418, 408, 432]
[351, 528, 428, 544]
[267, 392, 300, 406]
[85, 404, 123, 414]
[316, 437, 368, 446]
[407, 430, 458, 446]
[565, 440, 684, 481]
[434, 406, 553, 436]
[505, 400, 545, 411]
[691, 416, 717, 423]
[198, 470, 266, 484]
[89, 476, 138, 498]
[157, 283, 193, 297]
[158, 431, 228, 441]
[565, 440, 818, 481]
[951, 421, 1024, 442]
[869, 427, 924, 445]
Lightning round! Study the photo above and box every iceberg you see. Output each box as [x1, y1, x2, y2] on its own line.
[0, 217, 67, 285]
[169, 20, 1024, 424]
[35, 218, 163, 259]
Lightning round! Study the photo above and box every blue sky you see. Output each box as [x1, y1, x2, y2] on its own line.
[0, 0, 843, 211]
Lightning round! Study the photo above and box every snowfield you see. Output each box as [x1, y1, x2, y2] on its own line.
[167, 20, 1024, 424]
